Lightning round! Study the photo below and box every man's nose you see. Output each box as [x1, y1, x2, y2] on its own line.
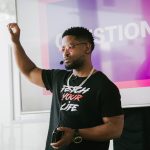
[63, 48, 70, 56]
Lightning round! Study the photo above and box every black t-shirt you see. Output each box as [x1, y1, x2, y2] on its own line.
[42, 69, 123, 150]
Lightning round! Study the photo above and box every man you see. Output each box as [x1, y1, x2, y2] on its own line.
[7, 23, 124, 150]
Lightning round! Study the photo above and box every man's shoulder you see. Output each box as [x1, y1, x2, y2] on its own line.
[42, 69, 68, 73]
[42, 69, 70, 78]
[95, 71, 118, 88]
[94, 71, 110, 81]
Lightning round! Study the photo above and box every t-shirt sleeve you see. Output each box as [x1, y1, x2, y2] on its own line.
[42, 69, 54, 91]
[100, 79, 123, 117]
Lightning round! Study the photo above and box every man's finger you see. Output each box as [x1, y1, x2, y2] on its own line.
[7, 24, 14, 34]
[8, 27, 13, 34]
[7, 23, 19, 30]
[50, 138, 65, 149]
[50, 143, 60, 149]
[51, 145, 59, 149]
[57, 127, 67, 131]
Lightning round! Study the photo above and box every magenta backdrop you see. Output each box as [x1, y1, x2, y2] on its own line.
[39, 0, 150, 89]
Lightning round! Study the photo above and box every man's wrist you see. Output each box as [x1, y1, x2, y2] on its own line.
[12, 41, 21, 45]
[72, 129, 83, 144]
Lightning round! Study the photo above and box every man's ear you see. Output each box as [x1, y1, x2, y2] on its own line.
[85, 43, 91, 54]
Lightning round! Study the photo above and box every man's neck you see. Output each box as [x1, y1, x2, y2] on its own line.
[73, 65, 94, 77]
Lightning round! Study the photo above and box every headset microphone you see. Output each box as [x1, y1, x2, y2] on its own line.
[60, 61, 64, 65]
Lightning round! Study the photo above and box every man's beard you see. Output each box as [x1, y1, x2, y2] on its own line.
[65, 59, 84, 70]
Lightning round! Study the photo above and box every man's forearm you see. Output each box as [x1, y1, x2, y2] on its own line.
[79, 115, 124, 141]
[79, 124, 117, 141]
[12, 41, 36, 76]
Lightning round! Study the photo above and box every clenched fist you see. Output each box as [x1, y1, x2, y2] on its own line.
[7, 23, 20, 44]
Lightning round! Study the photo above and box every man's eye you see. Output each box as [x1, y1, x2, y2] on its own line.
[61, 47, 65, 52]
[68, 45, 72, 49]
[69, 45, 75, 49]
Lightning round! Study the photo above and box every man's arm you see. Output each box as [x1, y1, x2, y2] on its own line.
[51, 114, 124, 149]
[7, 23, 45, 87]
[79, 114, 124, 141]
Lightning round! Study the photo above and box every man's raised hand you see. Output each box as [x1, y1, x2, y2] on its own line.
[7, 23, 20, 44]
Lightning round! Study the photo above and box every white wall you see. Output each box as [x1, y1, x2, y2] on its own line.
[0, 0, 49, 150]
[0, 0, 113, 150]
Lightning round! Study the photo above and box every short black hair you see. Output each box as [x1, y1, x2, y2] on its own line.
[62, 27, 95, 51]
